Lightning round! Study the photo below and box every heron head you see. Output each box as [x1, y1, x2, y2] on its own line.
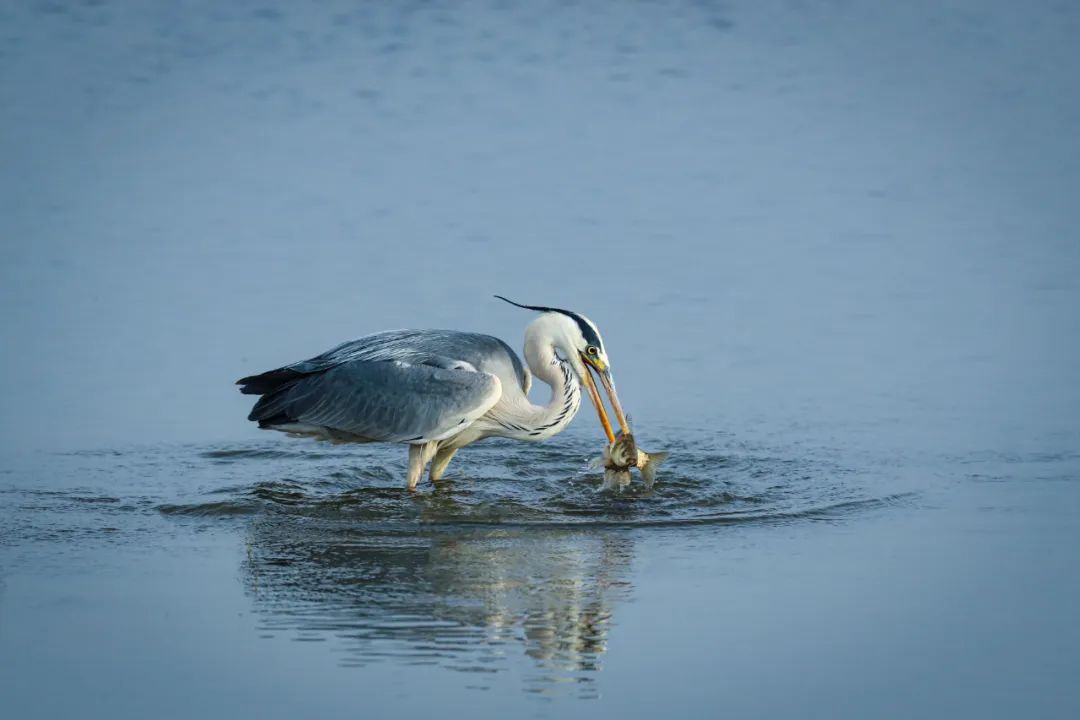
[494, 295, 630, 443]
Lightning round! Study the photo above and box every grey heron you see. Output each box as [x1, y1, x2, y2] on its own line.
[237, 297, 632, 490]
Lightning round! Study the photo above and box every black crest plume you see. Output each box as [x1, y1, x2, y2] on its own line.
[493, 296, 604, 351]
[494, 295, 566, 314]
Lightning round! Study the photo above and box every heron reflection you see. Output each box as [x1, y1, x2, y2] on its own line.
[241, 511, 634, 695]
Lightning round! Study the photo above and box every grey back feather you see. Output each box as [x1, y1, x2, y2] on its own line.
[239, 330, 527, 443]
[249, 360, 499, 443]
[284, 330, 526, 390]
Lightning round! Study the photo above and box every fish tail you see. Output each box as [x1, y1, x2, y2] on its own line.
[639, 451, 670, 487]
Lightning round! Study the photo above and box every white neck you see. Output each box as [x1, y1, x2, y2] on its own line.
[489, 317, 582, 441]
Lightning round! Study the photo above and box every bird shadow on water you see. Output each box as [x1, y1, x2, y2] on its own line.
[150, 434, 912, 696]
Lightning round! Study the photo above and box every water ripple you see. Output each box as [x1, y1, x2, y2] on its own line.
[151, 434, 897, 530]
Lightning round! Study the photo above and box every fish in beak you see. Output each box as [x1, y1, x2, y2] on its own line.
[578, 352, 669, 491]
[599, 433, 670, 491]
[586, 431, 670, 492]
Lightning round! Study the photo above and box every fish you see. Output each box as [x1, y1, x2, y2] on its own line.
[590, 431, 670, 492]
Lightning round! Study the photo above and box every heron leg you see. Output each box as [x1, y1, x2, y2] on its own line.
[429, 447, 459, 484]
[406, 441, 439, 491]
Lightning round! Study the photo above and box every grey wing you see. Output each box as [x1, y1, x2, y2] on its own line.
[247, 360, 501, 444]
[316, 330, 528, 393]
[237, 329, 527, 396]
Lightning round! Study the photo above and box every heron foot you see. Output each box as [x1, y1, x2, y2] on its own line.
[429, 447, 458, 484]
[406, 441, 439, 491]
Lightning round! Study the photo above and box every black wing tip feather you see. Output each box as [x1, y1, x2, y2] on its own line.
[246, 389, 296, 424]
[254, 414, 292, 427]
[235, 367, 305, 395]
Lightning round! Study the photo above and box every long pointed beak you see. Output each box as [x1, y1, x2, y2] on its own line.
[579, 354, 632, 442]
[579, 363, 616, 443]
[596, 368, 632, 437]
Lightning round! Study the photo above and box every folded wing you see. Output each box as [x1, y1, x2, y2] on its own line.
[244, 360, 501, 444]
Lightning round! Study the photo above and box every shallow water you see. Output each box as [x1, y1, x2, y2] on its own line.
[2, 0, 1079, 718]
[3, 433, 1079, 716]
[0, 428, 907, 697]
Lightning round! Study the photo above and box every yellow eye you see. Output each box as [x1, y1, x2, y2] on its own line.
[586, 346, 599, 356]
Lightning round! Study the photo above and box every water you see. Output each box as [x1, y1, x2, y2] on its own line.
[3, 435, 1077, 716]
[2, 1, 1079, 718]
